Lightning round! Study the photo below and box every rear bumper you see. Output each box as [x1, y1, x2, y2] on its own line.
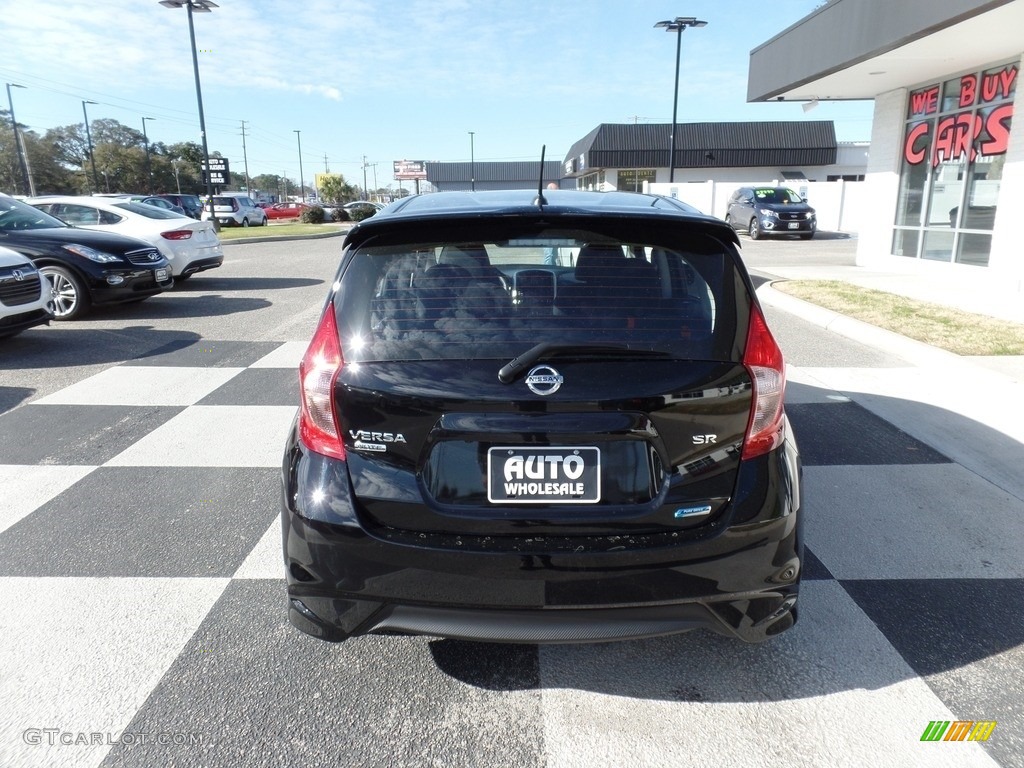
[287, 594, 797, 645]
[179, 254, 224, 277]
[281, 433, 803, 645]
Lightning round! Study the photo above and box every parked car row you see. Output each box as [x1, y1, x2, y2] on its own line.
[0, 193, 222, 322]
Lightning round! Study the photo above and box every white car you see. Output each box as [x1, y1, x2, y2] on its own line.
[28, 196, 224, 280]
[0, 244, 54, 337]
[200, 193, 268, 228]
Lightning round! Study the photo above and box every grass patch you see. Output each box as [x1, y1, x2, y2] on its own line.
[773, 279, 1024, 356]
[215, 222, 345, 240]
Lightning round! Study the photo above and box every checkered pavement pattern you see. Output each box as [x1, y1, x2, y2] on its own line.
[0, 338, 1020, 768]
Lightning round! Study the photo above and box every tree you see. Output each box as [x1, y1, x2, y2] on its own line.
[163, 142, 206, 194]
[42, 124, 90, 171]
[316, 173, 355, 204]
[91, 118, 145, 148]
[2, 112, 76, 194]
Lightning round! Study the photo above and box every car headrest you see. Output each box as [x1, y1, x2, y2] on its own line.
[574, 244, 625, 283]
[439, 245, 490, 272]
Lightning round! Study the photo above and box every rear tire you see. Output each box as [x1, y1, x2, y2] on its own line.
[41, 265, 90, 320]
[748, 219, 762, 240]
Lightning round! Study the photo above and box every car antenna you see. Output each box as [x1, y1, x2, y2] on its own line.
[534, 145, 547, 208]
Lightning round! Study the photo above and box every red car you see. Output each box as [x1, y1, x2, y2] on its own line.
[264, 202, 311, 220]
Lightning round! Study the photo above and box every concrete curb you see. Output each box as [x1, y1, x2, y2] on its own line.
[221, 227, 350, 246]
[756, 280, 977, 370]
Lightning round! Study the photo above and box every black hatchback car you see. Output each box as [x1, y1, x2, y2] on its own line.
[0, 194, 173, 319]
[725, 186, 816, 240]
[282, 190, 802, 645]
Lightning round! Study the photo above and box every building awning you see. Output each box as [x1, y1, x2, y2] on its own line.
[747, 0, 1024, 102]
[781, 171, 807, 180]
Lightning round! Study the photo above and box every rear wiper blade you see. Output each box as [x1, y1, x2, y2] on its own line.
[498, 342, 670, 384]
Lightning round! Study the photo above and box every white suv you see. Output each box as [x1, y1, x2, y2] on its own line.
[202, 193, 268, 227]
[0, 244, 54, 337]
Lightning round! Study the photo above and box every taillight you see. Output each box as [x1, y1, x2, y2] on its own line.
[298, 303, 346, 460]
[161, 230, 193, 240]
[742, 302, 786, 459]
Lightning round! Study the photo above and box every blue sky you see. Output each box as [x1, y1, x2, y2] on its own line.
[1, 0, 873, 188]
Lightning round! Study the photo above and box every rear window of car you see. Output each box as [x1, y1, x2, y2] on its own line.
[333, 225, 744, 364]
[112, 202, 183, 219]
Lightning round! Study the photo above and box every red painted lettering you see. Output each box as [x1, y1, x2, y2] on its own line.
[981, 73, 1000, 102]
[933, 114, 981, 166]
[980, 103, 1013, 156]
[999, 66, 1017, 100]
[979, 66, 1017, 104]
[903, 123, 930, 165]
[910, 86, 939, 116]
[959, 74, 978, 108]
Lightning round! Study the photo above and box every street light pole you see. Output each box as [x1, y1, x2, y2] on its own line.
[5, 83, 32, 195]
[654, 16, 707, 184]
[468, 131, 475, 191]
[141, 116, 155, 193]
[240, 120, 251, 197]
[82, 100, 99, 193]
[294, 130, 305, 203]
[160, 0, 219, 230]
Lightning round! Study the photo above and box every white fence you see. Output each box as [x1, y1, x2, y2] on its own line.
[645, 179, 869, 234]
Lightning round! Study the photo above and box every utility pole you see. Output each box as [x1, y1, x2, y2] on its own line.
[294, 130, 305, 203]
[323, 154, 329, 173]
[240, 120, 251, 197]
[141, 117, 155, 193]
[5, 83, 32, 195]
[362, 155, 368, 200]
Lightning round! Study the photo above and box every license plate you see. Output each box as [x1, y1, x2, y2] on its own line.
[487, 446, 600, 504]
[788, 222, 800, 229]
[155, 268, 169, 282]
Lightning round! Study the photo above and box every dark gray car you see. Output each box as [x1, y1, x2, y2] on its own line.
[725, 186, 816, 240]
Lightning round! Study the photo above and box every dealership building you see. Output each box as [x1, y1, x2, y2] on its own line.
[748, 0, 1022, 285]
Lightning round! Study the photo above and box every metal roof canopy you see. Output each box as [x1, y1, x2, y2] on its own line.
[563, 122, 837, 174]
[747, 0, 1023, 103]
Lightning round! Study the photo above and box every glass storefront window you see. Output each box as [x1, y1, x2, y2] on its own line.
[893, 61, 1016, 267]
[957, 233, 992, 267]
[895, 122, 930, 227]
[617, 169, 655, 192]
[925, 159, 964, 230]
[921, 229, 955, 263]
[892, 228, 920, 259]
